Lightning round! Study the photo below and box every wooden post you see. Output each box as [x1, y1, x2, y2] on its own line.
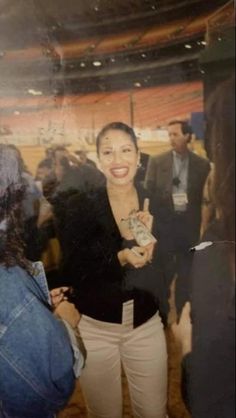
[130, 91, 134, 127]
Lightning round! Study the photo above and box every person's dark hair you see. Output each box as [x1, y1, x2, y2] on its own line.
[59, 156, 70, 171]
[51, 146, 67, 161]
[96, 122, 138, 154]
[168, 120, 192, 142]
[54, 146, 67, 153]
[207, 76, 235, 243]
[0, 145, 31, 271]
[37, 158, 53, 170]
[7, 143, 29, 173]
[45, 147, 54, 158]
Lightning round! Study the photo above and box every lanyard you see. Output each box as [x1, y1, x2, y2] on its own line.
[172, 156, 187, 187]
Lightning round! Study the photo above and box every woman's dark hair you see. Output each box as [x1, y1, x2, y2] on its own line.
[96, 122, 138, 154]
[207, 76, 235, 242]
[0, 144, 31, 271]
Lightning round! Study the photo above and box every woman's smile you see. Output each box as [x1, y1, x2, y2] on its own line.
[110, 165, 129, 178]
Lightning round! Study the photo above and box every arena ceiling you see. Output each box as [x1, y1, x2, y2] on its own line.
[0, 0, 233, 98]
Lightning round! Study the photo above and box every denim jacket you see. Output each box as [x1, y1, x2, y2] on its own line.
[0, 262, 80, 418]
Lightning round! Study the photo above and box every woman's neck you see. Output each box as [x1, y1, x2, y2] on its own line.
[107, 182, 136, 200]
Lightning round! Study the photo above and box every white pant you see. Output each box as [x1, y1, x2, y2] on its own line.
[78, 301, 168, 418]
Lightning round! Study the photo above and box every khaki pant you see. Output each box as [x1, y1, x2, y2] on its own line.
[79, 301, 168, 418]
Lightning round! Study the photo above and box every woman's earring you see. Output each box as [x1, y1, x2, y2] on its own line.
[137, 162, 141, 168]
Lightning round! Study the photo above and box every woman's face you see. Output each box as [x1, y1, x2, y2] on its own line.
[98, 129, 139, 187]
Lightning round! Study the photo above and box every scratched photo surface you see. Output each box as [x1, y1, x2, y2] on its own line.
[0, 1, 234, 418]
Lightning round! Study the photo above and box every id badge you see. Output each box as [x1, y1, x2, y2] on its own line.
[172, 192, 188, 207]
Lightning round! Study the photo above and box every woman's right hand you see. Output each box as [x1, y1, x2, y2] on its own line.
[50, 287, 69, 309]
[118, 246, 149, 268]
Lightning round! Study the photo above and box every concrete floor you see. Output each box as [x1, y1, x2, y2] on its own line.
[58, 328, 191, 418]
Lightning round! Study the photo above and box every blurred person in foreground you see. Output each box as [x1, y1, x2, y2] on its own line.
[52, 146, 104, 196]
[172, 76, 235, 418]
[0, 144, 84, 418]
[6, 145, 43, 261]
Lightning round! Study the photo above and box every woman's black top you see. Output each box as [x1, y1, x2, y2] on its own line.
[56, 186, 168, 328]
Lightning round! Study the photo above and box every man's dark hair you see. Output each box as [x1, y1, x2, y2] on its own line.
[168, 120, 193, 140]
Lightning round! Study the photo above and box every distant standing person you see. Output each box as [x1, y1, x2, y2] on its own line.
[145, 120, 210, 314]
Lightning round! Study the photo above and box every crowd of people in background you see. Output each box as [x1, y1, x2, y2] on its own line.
[0, 76, 234, 418]
[0, 124, 210, 291]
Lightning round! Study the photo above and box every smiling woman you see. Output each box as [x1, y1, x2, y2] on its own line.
[97, 123, 139, 187]
[54, 121, 170, 418]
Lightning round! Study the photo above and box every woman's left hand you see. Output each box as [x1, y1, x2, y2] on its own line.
[136, 198, 153, 232]
[54, 301, 81, 329]
[145, 242, 155, 263]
